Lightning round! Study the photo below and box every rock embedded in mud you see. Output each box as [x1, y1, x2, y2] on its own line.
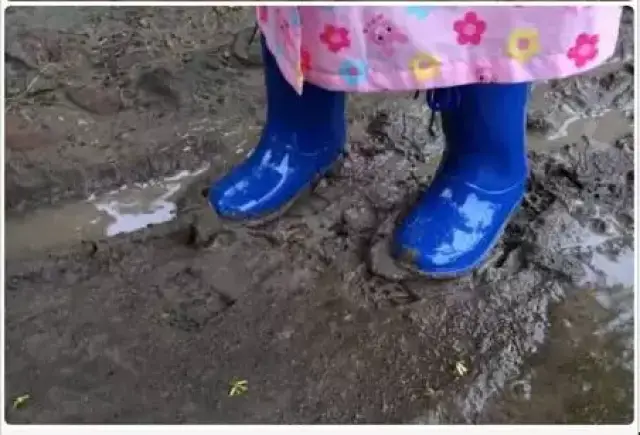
[66, 85, 123, 115]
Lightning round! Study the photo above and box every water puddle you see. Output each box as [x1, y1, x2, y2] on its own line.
[5, 165, 209, 258]
[529, 107, 635, 358]
[528, 109, 632, 152]
[548, 202, 634, 329]
[89, 167, 208, 236]
[480, 197, 634, 422]
[586, 248, 635, 289]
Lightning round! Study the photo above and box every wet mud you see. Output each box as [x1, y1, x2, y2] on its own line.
[4, 6, 636, 424]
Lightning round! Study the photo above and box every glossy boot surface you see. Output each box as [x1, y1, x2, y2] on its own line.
[208, 39, 346, 222]
[393, 83, 530, 278]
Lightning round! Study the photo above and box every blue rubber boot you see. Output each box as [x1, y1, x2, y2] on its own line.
[392, 82, 530, 278]
[208, 38, 346, 223]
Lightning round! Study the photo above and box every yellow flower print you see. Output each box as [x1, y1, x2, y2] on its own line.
[507, 28, 541, 64]
[409, 52, 441, 83]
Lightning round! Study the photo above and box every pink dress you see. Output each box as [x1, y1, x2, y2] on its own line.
[257, 6, 623, 94]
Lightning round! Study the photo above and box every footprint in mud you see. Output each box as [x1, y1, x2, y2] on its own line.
[159, 267, 237, 332]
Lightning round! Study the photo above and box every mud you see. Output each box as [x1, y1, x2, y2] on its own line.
[4, 6, 636, 424]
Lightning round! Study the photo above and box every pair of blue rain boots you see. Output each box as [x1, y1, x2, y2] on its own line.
[208, 40, 529, 278]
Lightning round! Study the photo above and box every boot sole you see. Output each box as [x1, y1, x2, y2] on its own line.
[214, 155, 344, 228]
[393, 198, 523, 280]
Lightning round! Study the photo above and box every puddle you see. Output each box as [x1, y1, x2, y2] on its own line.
[528, 109, 632, 152]
[546, 201, 634, 332]
[90, 167, 209, 236]
[5, 165, 209, 258]
[586, 248, 635, 289]
[476, 163, 634, 423]
[526, 101, 635, 362]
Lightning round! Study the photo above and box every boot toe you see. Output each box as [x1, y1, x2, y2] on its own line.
[208, 166, 285, 220]
[392, 220, 481, 277]
[208, 175, 256, 220]
[392, 179, 525, 278]
[208, 144, 338, 221]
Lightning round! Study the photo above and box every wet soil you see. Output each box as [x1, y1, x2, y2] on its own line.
[4, 6, 636, 424]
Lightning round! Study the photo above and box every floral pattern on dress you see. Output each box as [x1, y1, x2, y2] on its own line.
[507, 28, 541, 63]
[567, 33, 600, 67]
[257, 6, 621, 94]
[453, 12, 487, 46]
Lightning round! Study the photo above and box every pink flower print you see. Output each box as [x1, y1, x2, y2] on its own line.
[453, 12, 486, 46]
[257, 6, 268, 23]
[363, 14, 409, 57]
[567, 33, 599, 67]
[320, 24, 351, 53]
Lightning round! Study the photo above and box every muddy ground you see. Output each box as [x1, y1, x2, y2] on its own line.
[4, 7, 636, 424]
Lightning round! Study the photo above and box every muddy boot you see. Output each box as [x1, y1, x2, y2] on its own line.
[392, 82, 530, 278]
[208, 38, 347, 223]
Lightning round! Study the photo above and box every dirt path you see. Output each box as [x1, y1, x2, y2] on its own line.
[4, 6, 635, 423]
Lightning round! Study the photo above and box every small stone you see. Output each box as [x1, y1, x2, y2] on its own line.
[66, 85, 122, 115]
[453, 360, 469, 377]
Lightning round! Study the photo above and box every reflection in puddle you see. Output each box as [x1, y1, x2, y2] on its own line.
[479, 195, 634, 422]
[553, 205, 634, 339]
[90, 167, 208, 236]
[528, 109, 631, 152]
[587, 248, 635, 289]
